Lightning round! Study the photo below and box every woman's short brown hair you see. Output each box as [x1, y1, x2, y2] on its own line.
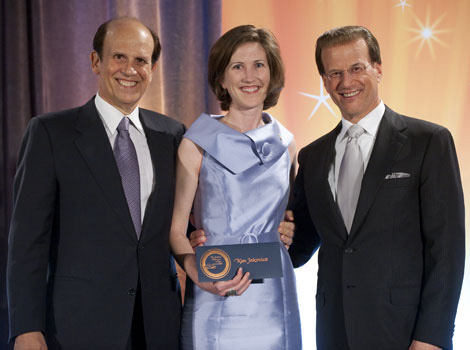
[208, 25, 285, 111]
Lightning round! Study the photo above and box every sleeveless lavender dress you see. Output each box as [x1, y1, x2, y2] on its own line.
[180, 113, 301, 350]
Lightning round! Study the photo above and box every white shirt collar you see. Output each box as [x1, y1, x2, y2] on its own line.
[338, 101, 385, 141]
[94, 93, 144, 135]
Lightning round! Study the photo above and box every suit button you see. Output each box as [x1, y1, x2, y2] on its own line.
[346, 285, 356, 289]
[128, 288, 136, 296]
[138, 245, 144, 251]
[344, 247, 355, 254]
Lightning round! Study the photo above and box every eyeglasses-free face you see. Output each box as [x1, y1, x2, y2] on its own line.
[221, 42, 270, 113]
[91, 19, 157, 115]
[321, 38, 382, 123]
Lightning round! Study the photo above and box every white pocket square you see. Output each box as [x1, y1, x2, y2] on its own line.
[385, 172, 411, 180]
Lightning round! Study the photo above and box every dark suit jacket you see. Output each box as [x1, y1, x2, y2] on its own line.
[289, 106, 465, 350]
[7, 98, 185, 349]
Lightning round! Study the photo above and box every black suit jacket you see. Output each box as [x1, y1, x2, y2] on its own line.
[289, 106, 465, 350]
[7, 98, 185, 349]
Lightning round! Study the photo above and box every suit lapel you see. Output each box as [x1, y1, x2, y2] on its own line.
[323, 124, 346, 233]
[140, 110, 177, 236]
[308, 122, 348, 240]
[74, 98, 137, 241]
[349, 106, 407, 236]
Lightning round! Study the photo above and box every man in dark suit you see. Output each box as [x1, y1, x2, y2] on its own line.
[289, 26, 465, 350]
[7, 17, 184, 349]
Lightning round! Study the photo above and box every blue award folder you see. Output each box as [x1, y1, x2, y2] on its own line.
[196, 242, 282, 282]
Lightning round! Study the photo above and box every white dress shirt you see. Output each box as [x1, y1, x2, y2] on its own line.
[95, 93, 154, 222]
[328, 101, 385, 200]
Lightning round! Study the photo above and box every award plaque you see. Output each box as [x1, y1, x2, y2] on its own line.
[196, 242, 282, 282]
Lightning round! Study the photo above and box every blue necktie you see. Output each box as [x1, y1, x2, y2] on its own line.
[114, 117, 141, 238]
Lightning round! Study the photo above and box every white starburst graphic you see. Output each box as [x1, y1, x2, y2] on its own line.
[407, 8, 450, 59]
[395, 0, 411, 13]
[299, 81, 337, 120]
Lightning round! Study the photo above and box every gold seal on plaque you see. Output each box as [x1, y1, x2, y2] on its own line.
[200, 248, 231, 280]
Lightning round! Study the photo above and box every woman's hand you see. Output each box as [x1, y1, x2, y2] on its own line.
[183, 254, 252, 297]
[196, 267, 252, 297]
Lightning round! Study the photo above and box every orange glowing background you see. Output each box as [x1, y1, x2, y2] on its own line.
[222, 0, 470, 347]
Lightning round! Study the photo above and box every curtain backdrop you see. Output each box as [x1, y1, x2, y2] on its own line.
[0, 1, 221, 347]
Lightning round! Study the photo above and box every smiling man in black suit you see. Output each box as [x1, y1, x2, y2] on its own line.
[289, 26, 465, 350]
[7, 17, 184, 350]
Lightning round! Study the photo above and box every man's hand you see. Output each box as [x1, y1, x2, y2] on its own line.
[409, 340, 442, 350]
[278, 210, 295, 249]
[14, 331, 47, 350]
[189, 229, 206, 250]
[189, 210, 295, 251]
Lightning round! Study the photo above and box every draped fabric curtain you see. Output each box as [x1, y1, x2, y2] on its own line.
[0, 1, 221, 347]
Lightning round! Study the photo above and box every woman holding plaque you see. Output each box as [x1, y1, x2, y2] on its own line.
[169, 25, 301, 349]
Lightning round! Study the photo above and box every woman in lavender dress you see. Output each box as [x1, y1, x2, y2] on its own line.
[170, 25, 301, 350]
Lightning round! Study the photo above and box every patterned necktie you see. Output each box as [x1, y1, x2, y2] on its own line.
[337, 124, 365, 233]
[114, 117, 141, 238]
